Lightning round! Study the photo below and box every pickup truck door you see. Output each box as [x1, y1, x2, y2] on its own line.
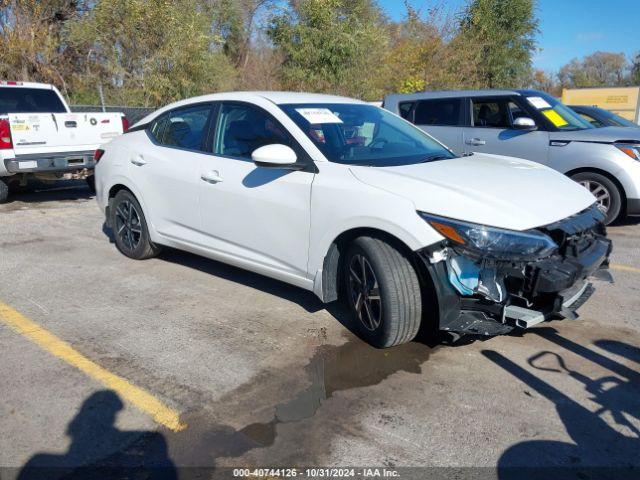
[197, 101, 314, 281]
[462, 97, 550, 164]
[128, 104, 214, 239]
[411, 98, 466, 156]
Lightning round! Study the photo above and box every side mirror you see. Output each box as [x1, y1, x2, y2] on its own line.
[513, 117, 537, 130]
[251, 144, 299, 169]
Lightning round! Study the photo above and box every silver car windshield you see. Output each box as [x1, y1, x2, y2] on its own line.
[280, 103, 456, 166]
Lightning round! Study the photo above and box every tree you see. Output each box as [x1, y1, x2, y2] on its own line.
[558, 52, 628, 88]
[631, 53, 640, 85]
[66, 0, 238, 106]
[529, 69, 559, 95]
[458, 0, 538, 88]
[267, 0, 389, 100]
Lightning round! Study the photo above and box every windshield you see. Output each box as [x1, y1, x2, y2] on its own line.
[280, 103, 455, 166]
[524, 94, 593, 131]
[598, 109, 638, 128]
[0, 87, 67, 114]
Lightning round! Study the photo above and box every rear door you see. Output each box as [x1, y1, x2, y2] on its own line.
[462, 96, 550, 163]
[198, 101, 314, 280]
[129, 103, 214, 239]
[410, 98, 466, 155]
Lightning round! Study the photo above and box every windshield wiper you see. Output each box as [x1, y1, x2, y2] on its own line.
[420, 154, 452, 163]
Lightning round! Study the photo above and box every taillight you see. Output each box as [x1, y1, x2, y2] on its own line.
[121, 116, 129, 133]
[94, 149, 105, 163]
[0, 119, 12, 149]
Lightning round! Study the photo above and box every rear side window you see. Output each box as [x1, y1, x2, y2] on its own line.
[414, 99, 462, 126]
[0, 87, 66, 114]
[398, 102, 414, 120]
[471, 98, 511, 128]
[213, 102, 292, 160]
[149, 104, 212, 151]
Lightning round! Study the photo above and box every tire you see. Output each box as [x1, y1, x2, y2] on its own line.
[571, 172, 622, 225]
[0, 178, 9, 204]
[110, 190, 161, 260]
[86, 175, 96, 194]
[343, 236, 422, 348]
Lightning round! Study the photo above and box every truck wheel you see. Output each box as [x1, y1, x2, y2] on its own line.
[86, 175, 96, 194]
[0, 178, 9, 204]
[110, 190, 161, 260]
[571, 172, 622, 225]
[343, 236, 422, 348]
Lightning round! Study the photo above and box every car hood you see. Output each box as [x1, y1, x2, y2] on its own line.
[350, 153, 596, 231]
[549, 126, 640, 143]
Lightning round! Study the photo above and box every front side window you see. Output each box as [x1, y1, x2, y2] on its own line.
[471, 98, 512, 128]
[214, 103, 291, 159]
[149, 104, 212, 151]
[414, 99, 462, 126]
[280, 103, 455, 167]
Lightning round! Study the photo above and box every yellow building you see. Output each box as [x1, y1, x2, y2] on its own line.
[562, 87, 640, 124]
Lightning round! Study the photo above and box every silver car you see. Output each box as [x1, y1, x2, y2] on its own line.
[383, 89, 640, 224]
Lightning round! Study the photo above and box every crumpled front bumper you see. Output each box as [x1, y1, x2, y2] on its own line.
[419, 208, 613, 336]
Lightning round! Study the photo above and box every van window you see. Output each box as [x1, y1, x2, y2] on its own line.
[414, 99, 462, 126]
[471, 98, 511, 128]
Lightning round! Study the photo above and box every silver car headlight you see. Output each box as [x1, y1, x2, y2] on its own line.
[418, 212, 558, 260]
[615, 143, 640, 160]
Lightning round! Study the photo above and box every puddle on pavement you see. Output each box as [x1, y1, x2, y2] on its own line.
[167, 335, 436, 466]
[239, 335, 435, 447]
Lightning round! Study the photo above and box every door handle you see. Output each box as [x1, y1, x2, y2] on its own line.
[130, 156, 147, 166]
[465, 138, 486, 146]
[201, 170, 223, 183]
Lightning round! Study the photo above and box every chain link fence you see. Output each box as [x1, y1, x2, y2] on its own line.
[70, 105, 156, 124]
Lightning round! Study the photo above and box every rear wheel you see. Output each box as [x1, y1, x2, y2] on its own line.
[343, 236, 422, 348]
[110, 190, 161, 259]
[571, 172, 622, 225]
[86, 175, 96, 194]
[0, 178, 9, 203]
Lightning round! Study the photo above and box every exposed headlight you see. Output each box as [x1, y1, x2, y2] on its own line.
[615, 143, 640, 160]
[419, 212, 558, 260]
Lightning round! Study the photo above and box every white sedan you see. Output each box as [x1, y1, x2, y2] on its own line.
[95, 92, 611, 347]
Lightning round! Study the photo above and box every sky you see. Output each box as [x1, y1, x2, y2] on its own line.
[377, 0, 640, 72]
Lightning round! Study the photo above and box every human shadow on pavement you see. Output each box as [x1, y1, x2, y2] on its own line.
[483, 328, 639, 480]
[17, 390, 176, 480]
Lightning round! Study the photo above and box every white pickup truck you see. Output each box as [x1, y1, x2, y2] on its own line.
[0, 81, 128, 203]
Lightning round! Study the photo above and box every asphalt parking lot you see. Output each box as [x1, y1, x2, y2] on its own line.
[1, 181, 639, 479]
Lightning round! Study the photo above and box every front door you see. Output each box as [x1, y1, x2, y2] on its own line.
[198, 102, 315, 280]
[463, 97, 549, 164]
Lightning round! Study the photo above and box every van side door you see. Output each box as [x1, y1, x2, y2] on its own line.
[406, 98, 466, 156]
[462, 96, 550, 164]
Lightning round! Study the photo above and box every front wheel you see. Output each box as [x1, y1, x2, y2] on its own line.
[571, 172, 622, 225]
[110, 190, 161, 260]
[343, 236, 422, 348]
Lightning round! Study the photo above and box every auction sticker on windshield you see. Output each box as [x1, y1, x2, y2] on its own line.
[527, 96, 552, 110]
[295, 108, 343, 124]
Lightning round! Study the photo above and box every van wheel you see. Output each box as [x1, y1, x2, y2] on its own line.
[0, 178, 9, 204]
[110, 190, 161, 260]
[343, 236, 422, 348]
[571, 172, 622, 225]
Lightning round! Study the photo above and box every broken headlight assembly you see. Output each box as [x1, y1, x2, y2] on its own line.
[418, 212, 558, 261]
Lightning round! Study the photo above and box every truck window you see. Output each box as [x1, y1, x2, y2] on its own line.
[0, 87, 67, 114]
[414, 99, 462, 126]
[398, 102, 415, 120]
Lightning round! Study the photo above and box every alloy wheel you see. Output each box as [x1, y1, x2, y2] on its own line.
[348, 254, 382, 331]
[115, 200, 142, 251]
[579, 180, 611, 214]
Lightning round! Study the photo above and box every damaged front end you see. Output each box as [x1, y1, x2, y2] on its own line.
[418, 204, 613, 336]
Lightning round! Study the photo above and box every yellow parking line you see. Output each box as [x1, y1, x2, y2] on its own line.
[0, 300, 186, 432]
[611, 263, 640, 274]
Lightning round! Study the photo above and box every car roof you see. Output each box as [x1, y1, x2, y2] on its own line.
[0, 81, 55, 90]
[134, 91, 366, 127]
[383, 89, 544, 104]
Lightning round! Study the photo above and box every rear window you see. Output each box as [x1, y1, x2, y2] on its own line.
[0, 87, 67, 114]
[414, 99, 462, 126]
